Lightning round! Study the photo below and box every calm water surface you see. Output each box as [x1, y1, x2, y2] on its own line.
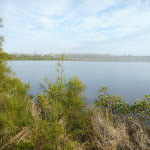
[8, 61, 150, 104]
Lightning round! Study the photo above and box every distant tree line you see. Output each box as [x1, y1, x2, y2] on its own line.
[9, 53, 150, 62]
[65, 54, 150, 62]
[9, 54, 61, 60]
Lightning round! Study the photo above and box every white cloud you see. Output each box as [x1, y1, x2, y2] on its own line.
[74, 0, 150, 42]
[78, 0, 120, 15]
[39, 17, 56, 29]
[30, 0, 71, 16]
[1, 0, 150, 55]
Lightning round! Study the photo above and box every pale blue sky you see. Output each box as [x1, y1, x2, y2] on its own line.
[1, 0, 150, 55]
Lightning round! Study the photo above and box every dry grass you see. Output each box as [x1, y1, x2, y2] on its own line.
[0, 127, 29, 150]
[91, 111, 150, 150]
[127, 119, 150, 150]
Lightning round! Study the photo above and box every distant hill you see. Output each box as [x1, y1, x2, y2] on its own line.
[9, 53, 150, 62]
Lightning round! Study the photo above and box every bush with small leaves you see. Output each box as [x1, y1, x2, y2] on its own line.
[95, 87, 130, 119]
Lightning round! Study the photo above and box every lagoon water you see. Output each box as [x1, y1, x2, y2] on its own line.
[8, 61, 150, 104]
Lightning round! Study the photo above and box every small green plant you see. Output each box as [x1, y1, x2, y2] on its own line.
[56, 53, 65, 84]
[131, 96, 150, 124]
[95, 87, 130, 119]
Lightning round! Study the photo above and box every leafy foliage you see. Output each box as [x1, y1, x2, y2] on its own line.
[95, 87, 130, 119]
[0, 18, 34, 149]
[131, 96, 150, 122]
[35, 55, 93, 149]
[95, 86, 150, 125]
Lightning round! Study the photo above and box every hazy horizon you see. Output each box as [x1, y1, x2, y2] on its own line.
[6, 51, 150, 57]
[1, 0, 150, 55]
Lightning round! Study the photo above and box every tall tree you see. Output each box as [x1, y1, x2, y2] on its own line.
[0, 18, 12, 92]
